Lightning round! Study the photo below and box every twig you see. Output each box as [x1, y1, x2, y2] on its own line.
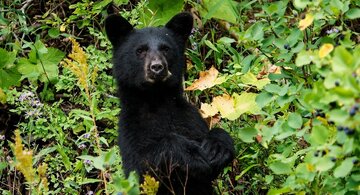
[21, 0, 33, 14]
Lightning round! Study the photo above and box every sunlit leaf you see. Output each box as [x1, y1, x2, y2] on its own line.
[296, 50, 313, 67]
[201, 0, 238, 23]
[241, 72, 270, 90]
[269, 161, 292, 175]
[345, 8, 360, 19]
[211, 94, 236, 119]
[299, 13, 314, 31]
[233, 92, 260, 115]
[185, 66, 223, 91]
[309, 125, 329, 146]
[288, 112, 303, 129]
[319, 43, 334, 58]
[334, 158, 354, 178]
[315, 157, 335, 172]
[200, 102, 218, 118]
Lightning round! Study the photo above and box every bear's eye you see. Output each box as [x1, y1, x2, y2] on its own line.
[160, 45, 170, 53]
[136, 46, 148, 56]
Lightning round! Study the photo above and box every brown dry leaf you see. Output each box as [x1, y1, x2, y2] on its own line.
[256, 135, 262, 143]
[257, 64, 281, 79]
[200, 103, 218, 118]
[269, 64, 281, 74]
[203, 114, 221, 129]
[185, 67, 221, 91]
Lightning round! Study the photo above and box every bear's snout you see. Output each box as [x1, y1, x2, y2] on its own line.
[145, 53, 171, 83]
[150, 60, 164, 74]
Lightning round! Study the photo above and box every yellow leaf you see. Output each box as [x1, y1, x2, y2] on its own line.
[0, 88, 6, 104]
[185, 67, 222, 91]
[299, 14, 314, 31]
[233, 92, 260, 114]
[319, 43, 334, 58]
[200, 103, 218, 118]
[60, 24, 66, 32]
[211, 94, 236, 119]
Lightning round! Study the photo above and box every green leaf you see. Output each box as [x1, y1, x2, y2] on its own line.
[288, 112, 303, 129]
[17, 47, 64, 83]
[233, 92, 260, 115]
[334, 158, 354, 178]
[245, 22, 264, 41]
[17, 58, 40, 80]
[38, 47, 65, 82]
[104, 148, 116, 165]
[34, 40, 48, 54]
[315, 157, 335, 172]
[92, 155, 105, 171]
[147, 0, 184, 25]
[113, 0, 129, 6]
[264, 84, 288, 96]
[0, 49, 20, 88]
[345, 8, 360, 19]
[0, 48, 16, 69]
[295, 50, 313, 67]
[295, 163, 315, 181]
[241, 54, 256, 73]
[204, 40, 219, 52]
[57, 145, 71, 169]
[0, 69, 21, 88]
[269, 161, 292, 175]
[309, 125, 329, 146]
[328, 109, 348, 123]
[332, 46, 354, 73]
[256, 91, 273, 108]
[237, 127, 258, 143]
[33, 146, 57, 164]
[202, 0, 238, 23]
[92, 0, 112, 11]
[267, 187, 291, 195]
[78, 178, 102, 185]
[241, 72, 270, 90]
[48, 28, 60, 38]
[217, 37, 236, 45]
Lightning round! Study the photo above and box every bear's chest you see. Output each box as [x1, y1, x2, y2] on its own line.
[119, 102, 208, 144]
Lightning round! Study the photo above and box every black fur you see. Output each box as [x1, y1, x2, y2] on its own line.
[105, 12, 235, 195]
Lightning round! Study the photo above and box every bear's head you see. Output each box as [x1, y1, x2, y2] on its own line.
[105, 13, 193, 91]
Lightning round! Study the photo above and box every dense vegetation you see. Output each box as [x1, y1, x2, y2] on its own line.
[0, 0, 359, 194]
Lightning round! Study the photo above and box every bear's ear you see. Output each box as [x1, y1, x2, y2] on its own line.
[105, 14, 133, 47]
[165, 12, 193, 40]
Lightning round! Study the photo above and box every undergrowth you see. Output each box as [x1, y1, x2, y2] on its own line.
[0, 0, 359, 194]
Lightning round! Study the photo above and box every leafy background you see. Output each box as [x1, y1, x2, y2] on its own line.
[0, 0, 359, 194]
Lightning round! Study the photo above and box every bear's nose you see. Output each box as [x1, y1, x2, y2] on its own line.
[150, 63, 164, 74]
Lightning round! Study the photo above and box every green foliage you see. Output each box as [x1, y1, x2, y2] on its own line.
[0, 48, 20, 88]
[1, 0, 359, 194]
[18, 40, 65, 83]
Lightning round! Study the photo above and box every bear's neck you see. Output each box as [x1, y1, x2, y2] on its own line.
[118, 84, 184, 109]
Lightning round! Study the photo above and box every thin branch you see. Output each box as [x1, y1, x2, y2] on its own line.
[20, 0, 33, 14]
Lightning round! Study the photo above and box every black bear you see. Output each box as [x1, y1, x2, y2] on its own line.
[105, 12, 235, 195]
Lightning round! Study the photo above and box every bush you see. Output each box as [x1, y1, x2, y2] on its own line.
[0, 0, 359, 194]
